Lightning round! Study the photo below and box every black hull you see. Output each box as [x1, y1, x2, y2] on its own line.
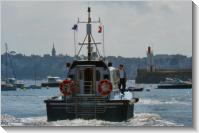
[41, 83, 60, 87]
[1, 87, 16, 91]
[1, 85, 17, 91]
[157, 84, 192, 89]
[127, 87, 144, 92]
[14, 84, 24, 88]
[44, 99, 135, 122]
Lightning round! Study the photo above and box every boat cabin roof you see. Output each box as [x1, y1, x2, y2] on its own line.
[70, 60, 108, 69]
[47, 76, 60, 79]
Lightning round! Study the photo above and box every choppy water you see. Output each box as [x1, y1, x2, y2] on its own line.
[1, 80, 192, 126]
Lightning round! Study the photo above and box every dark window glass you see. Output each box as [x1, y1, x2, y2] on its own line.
[96, 70, 100, 81]
[68, 75, 73, 80]
[104, 74, 109, 79]
[78, 70, 83, 80]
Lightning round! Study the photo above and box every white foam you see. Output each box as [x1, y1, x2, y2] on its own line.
[138, 98, 190, 105]
[1, 113, 182, 127]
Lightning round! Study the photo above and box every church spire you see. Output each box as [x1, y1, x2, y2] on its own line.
[52, 43, 56, 56]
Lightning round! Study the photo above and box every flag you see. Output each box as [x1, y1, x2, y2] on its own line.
[72, 24, 78, 30]
[98, 25, 102, 33]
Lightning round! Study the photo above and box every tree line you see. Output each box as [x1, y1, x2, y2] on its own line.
[1, 53, 192, 80]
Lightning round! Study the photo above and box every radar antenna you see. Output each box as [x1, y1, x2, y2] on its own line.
[74, 7, 103, 61]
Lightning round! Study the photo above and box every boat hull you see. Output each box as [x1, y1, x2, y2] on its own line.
[14, 83, 24, 88]
[41, 83, 60, 87]
[157, 84, 192, 89]
[44, 99, 135, 122]
[1, 84, 17, 91]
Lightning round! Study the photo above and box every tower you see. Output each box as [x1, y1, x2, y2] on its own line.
[52, 43, 56, 56]
[147, 46, 155, 72]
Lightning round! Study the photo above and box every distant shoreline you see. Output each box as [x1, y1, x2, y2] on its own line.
[1, 53, 192, 80]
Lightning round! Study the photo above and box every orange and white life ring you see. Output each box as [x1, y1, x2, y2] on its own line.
[98, 79, 113, 96]
[59, 79, 76, 96]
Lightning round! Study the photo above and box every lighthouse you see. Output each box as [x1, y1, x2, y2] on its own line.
[147, 46, 155, 72]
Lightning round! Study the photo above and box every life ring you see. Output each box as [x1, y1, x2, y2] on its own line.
[98, 79, 113, 96]
[59, 79, 76, 96]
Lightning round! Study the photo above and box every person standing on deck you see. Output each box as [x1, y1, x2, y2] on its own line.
[118, 64, 127, 95]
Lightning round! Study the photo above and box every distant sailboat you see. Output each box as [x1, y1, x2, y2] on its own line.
[1, 43, 25, 91]
[30, 66, 42, 89]
[26, 65, 42, 89]
[1, 43, 17, 91]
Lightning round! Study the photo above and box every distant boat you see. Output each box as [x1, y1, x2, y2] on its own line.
[146, 89, 150, 91]
[127, 87, 144, 92]
[25, 85, 42, 89]
[1, 81, 16, 91]
[146, 84, 153, 92]
[157, 78, 192, 89]
[6, 78, 24, 88]
[41, 76, 62, 87]
[1, 43, 23, 91]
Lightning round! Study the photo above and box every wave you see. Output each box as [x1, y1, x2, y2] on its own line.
[137, 98, 190, 105]
[1, 113, 182, 127]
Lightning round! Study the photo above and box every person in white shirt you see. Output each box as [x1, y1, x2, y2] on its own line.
[118, 64, 127, 95]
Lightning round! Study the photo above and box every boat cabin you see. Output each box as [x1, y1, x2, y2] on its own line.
[47, 76, 62, 83]
[66, 60, 120, 95]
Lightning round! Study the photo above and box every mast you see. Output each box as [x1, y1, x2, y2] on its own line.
[5, 43, 8, 83]
[76, 7, 102, 61]
[34, 65, 37, 85]
[4, 43, 17, 80]
[87, 7, 91, 60]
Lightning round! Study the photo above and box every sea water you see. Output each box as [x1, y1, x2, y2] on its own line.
[1, 80, 192, 126]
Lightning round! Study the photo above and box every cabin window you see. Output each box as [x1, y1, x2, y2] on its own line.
[96, 70, 100, 81]
[113, 70, 120, 82]
[68, 75, 74, 80]
[104, 74, 109, 79]
[78, 70, 83, 80]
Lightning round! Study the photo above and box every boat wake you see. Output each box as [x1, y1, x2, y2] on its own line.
[1, 113, 183, 126]
[137, 98, 190, 105]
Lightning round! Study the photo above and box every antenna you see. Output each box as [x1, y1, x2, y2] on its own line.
[74, 27, 77, 58]
[102, 24, 105, 58]
[88, 1, 90, 6]
[87, 6, 92, 60]
[76, 7, 103, 60]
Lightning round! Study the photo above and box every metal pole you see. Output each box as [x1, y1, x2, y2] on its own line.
[77, 35, 88, 56]
[90, 34, 101, 57]
[34, 66, 36, 85]
[5, 43, 8, 83]
[74, 30, 76, 58]
[88, 7, 91, 61]
[102, 24, 105, 58]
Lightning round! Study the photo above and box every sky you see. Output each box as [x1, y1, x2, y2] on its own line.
[1, 1, 192, 58]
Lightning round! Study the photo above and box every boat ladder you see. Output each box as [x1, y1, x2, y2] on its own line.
[67, 96, 106, 119]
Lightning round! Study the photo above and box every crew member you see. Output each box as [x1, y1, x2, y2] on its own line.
[118, 64, 127, 95]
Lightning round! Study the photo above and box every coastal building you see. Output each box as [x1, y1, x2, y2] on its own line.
[135, 46, 192, 83]
[146, 46, 155, 72]
[52, 43, 56, 56]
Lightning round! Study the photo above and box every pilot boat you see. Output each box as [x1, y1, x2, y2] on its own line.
[44, 7, 139, 122]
